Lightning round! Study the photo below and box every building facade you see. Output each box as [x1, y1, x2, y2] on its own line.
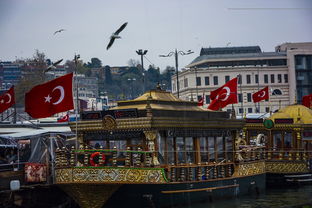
[0, 62, 22, 89]
[172, 43, 312, 115]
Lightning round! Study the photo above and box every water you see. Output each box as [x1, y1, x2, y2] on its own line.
[187, 186, 312, 208]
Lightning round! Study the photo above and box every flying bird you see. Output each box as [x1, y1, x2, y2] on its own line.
[54, 29, 65, 35]
[45, 59, 63, 73]
[106, 22, 128, 50]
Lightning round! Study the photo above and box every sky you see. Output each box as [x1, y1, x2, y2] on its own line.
[0, 0, 311, 71]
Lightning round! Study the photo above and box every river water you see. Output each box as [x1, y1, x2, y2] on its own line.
[184, 186, 312, 208]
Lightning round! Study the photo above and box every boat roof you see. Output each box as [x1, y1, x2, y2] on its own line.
[269, 104, 312, 124]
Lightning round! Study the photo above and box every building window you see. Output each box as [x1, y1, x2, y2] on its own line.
[238, 93, 243, 103]
[196, 77, 201, 86]
[264, 74, 268, 83]
[213, 76, 218, 85]
[247, 93, 252, 102]
[272, 89, 282, 95]
[255, 74, 259, 84]
[184, 78, 188, 88]
[238, 75, 242, 84]
[284, 74, 288, 83]
[248, 108, 253, 113]
[239, 108, 243, 114]
[265, 107, 270, 113]
[205, 76, 210, 85]
[278, 74, 282, 83]
[225, 75, 230, 83]
[271, 74, 275, 83]
[197, 95, 202, 102]
[246, 75, 251, 84]
[205, 95, 210, 104]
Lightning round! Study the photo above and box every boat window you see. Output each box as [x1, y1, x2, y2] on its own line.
[176, 137, 185, 164]
[157, 133, 165, 164]
[200, 137, 208, 163]
[226, 136, 233, 161]
[273, 132, 282, 150]
[284, 132, 292, 149]
[185, 137, 194, 164]
[208, 137, 215, 162]
[167, 137, 174, 164]
[217, 137, 224, 161]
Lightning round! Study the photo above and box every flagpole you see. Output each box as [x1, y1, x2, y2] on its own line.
[74, 54, 80, 152]
[238, 74, 244, 117]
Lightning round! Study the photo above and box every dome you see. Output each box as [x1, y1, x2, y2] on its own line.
[269, 104, 312, 124]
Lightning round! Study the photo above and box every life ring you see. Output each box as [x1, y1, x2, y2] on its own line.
[89, 152, 105, 166]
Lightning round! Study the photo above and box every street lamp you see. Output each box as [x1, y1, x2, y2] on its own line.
[136, 49, 148, 93]
[159, 49, 194, 98]
[127, 78, 136, 99]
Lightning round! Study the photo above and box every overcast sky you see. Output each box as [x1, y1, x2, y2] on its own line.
[0, 0, 311, 70]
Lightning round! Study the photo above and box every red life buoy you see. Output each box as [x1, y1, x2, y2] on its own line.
[89, 152, 105, 166]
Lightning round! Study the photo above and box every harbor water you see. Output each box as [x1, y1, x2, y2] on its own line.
[184, 186, 312, 208]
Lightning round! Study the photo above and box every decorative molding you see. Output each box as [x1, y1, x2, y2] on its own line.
[55, 167, 167, 184]
[233, 161, 265, 177]
[266, 161, 308, 173]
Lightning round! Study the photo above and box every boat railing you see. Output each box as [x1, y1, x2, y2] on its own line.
[55, 146, 154, 168]
[166, 160, 234, 182]
[265, 148, 308, 161]
[235, 145, 266, 162]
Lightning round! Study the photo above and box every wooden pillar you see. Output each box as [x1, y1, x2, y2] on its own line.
[194, 137, 201, 164]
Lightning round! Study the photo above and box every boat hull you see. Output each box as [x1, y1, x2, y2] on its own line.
[99, 173, 265, 208]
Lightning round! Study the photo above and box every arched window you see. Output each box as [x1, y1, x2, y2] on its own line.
[272, 89, 282, 95]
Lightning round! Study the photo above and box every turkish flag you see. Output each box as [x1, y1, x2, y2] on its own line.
[198, 93, 205, 106]
[302, 93, 312, 108]
[252, 86, 269, 103]
[208, 77, 238, 110]
[25, 73, 74, 118]
[57, 114, 69, 122]
[0, 86, 15, 113]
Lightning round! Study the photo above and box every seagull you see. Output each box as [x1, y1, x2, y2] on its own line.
[54, 29, 65, 35]
[106, 22, 128, 50]
[45, 59, 63, 73]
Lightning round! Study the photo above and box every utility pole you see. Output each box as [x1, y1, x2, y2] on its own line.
[136, 49, 148, 93]
[159, 49, 194, 98]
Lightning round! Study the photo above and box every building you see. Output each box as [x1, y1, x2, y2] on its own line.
[171, 42, 312, 115]
[0, 62, 22, 89]
[73, 74, 99, 105]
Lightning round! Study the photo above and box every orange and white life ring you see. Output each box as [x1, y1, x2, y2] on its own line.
[89, 152, 105, 166]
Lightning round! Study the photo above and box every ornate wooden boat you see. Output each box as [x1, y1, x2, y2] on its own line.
[55, 87, 266, 208]
[244, 104, 312, 186]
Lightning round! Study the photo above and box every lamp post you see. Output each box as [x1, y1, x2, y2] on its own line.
[127, 78, 136, 99]
[136, 49, 148, 93]
[159, 49, 193, 98]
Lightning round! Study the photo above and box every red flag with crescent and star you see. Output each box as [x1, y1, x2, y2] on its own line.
[25, 73, 74, 118]
[208, 77, 238, 110]
[252, 86, 269, 103]
[0, 86, 15, 113]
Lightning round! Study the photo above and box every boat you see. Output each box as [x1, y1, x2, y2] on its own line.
[244, 104, 312, 186]
[55, 86, 266, 208]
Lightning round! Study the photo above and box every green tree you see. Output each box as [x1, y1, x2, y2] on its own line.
[86, 58, 102, 68]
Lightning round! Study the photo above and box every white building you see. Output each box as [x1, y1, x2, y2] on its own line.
[172, 43, 312, 115]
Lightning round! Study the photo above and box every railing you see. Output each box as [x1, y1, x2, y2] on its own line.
[55, 146, 154, 168]
[265, 148, 309, 161]
[167, 161, 234, 182]
[235, 146, 266, 162]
